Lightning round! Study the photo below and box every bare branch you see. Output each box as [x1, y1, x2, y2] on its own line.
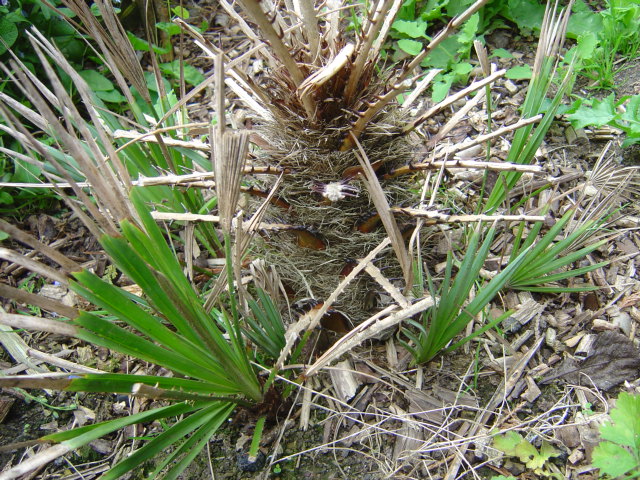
[0, 313, 78, 336]
[391, 208, 546, 224]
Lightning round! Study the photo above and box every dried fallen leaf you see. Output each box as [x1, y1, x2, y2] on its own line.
[542, 331, 640, 390]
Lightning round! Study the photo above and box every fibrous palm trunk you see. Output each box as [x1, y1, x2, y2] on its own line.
[216, 0, 493, 320]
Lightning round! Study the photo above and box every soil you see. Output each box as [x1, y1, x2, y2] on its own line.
[1, 2, 640, 480]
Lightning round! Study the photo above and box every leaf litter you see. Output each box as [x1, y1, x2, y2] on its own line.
[0, 1, 640, 479]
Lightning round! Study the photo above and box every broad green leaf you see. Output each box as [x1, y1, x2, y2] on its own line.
[507, 0, 545, 32]
[419, 0, 447, 21]
[397, 0, 417, 19]
[156, 22, 182, 36]
[95, 89, 127, 103]
[575, 32, 598, 60]
[600, 393, 640, 449]
[0, 18, 19, 55]
[172, 6, 190, 19]
[506, 65, 532, 80]
[457, 13, 479, 48]
[127, 32, 152, 51]
[423, 36, 459, 69]
[568, 94, 617, 129]
[397, 38, 424, 55]
[453, 62, 473, 75]
[496, 433, 558, 472]
[392, 19, 428, 38]
[567, 8, 603, 38]
[514, 439, 541, 467]
[592, 442, 637, 477]
[159, 61, 206, 86]
[445, 0, 474, 17]
[11, 158, 43, 183]
[491, 48, 513, 59]
[621, 95, 640, 125]
[494, 431, 523, 455]
[56, 7, 77, 17]
[539, 441, 560, 459]
[524, 441, 559, 470]
[0, 191, 13, 205]
[79, 70, 114, 91]
[432, 74, 454, 102]
[127, 32, 171, 55]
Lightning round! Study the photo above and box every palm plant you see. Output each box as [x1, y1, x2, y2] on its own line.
[197, 0, 566, 320]
[0, 0, 626, 477]
[0, 12, 282, 477]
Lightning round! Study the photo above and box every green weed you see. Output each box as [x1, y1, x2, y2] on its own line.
[573, 0, 640, 90]
[127, 6, 206, 87]
[388, 1, 481, 102]
[493, 431, 562, 478]
[592, 392, 640, 479]
[567, 93, 640, 147]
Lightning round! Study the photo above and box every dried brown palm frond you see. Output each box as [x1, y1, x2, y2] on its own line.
[51, 0, 152, 105]
[0, 30, 135, 237]
[555, 143, 640, 249]
[583, 142, 640, 201]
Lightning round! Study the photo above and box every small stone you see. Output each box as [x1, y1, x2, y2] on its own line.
[252, 59, 264, 75]
[568, 448, 584, 464]
[40, 421, 58, 431]
[592, 319, 617, 331]
[556, 425, 580, 449]
[215, 13, 230, 27]
[39, 283, 77, 306]
[584, 184, 599, 196]
[504, 79, 519, 95]
[611, 310, 632, 336]
[521, 376, 541, 402]
[545, 327, 558, 350]
[237, 451, 266, 472]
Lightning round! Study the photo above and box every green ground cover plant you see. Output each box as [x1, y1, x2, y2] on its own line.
[388, 0, 483, 101]
[567, 93, 640, 147]
[0, 0, 206, 215]
[559, 0, 640, 147]
[0, 0, 89, 213]
[0, 0, 86, 60]
[389, 0, 639, 105]
[493, 431, 561, 478]
[572, 0, 640, 90]
[592, 393, 640, 479]
[492, 393, 640, 479]
[126, 5, 206, 86]
[385, 0, 597, 101]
